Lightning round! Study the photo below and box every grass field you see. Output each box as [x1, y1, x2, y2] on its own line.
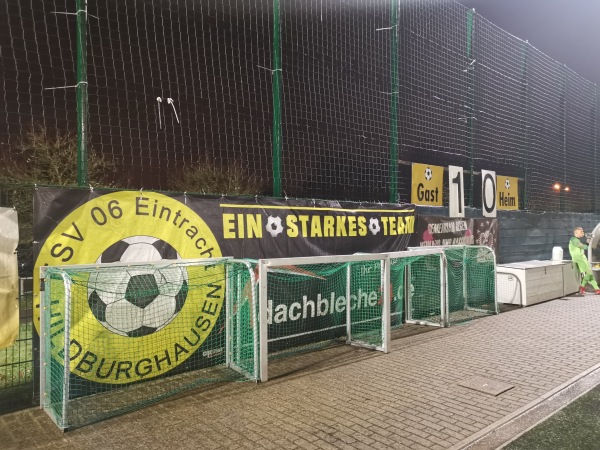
[506, 385, 600, 450]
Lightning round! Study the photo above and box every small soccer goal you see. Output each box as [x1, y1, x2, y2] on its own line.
[39, 258, 259, 430]
[257, 253, 391, 382]
[408, 245, 498, 325]
[444, 245, 497, 323]
[388, 248, 447, 327]
[39, 246, 497, 429]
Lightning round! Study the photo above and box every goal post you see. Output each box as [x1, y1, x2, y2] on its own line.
[225, 259, 260, 381]
[258, 253, 391, 382]
[39, 257, 259, 430]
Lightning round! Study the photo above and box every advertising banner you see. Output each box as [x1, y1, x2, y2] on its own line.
[33, 188, 415, 385]
[409, 215, 499, 256]
[0, 207, 19, 350]
[410, 215, 474, 247]
[33, 189, 416, 265]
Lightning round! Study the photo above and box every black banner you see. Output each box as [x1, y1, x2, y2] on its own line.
[34, 188, 416, 262]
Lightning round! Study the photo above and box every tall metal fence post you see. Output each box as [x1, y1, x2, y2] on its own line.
[520, 41, 530, 210]
[560, 64, 567, 212]
[466, 9, 475, 207]
[389, 0, 399, 203]
[76, 0, 89, 187]
[594, 84, 598, 213]
[272, 0, 282, 197]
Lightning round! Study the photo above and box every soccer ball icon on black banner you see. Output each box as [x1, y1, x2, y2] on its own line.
[88, 236, 188, 337]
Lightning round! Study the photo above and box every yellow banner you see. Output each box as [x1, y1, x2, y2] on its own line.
[411, 163, 443, 206]
[0, 207, 19, 350]
[497, 175, 519, 210]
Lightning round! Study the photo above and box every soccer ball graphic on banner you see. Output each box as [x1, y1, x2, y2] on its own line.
[95, 235, 180, 263]
[88, 236, 188, 337]
[424, 167, 433, 181]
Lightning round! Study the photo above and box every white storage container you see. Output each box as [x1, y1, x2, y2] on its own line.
[497, 260, 565, 306]
[551, 246, 563, 261]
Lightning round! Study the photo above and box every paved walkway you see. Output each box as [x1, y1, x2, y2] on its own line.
[3, 294, 600, 450]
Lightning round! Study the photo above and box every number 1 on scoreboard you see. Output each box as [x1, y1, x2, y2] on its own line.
[448, 165, 465, 218]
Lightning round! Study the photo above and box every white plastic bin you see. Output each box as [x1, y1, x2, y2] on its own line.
[551, 246, 563, 262]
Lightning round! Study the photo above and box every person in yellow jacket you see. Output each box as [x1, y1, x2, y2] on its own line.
[569, 227, 600, 295]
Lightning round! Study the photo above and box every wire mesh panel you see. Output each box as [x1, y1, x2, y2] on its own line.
[1, 0, 274, 191]
[0, 279, 35, 415]
[40, 258, 258, 430]
[2, 0, 600, 212]
[279, 1, 393, 201]
[397, 0, 471, 203]
[563, 69, 597, 213]
[86, 0, 274, 190]
[444, 245, 497, 324]
[390, 249, 445, 327]
[257, 254, 390, 382]
[2, 0, 78, 155]
[526, 49, 569, 212]
[472, 15, 528, 207]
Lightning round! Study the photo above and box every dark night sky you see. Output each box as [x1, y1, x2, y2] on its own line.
[456, 0, 600, 85]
